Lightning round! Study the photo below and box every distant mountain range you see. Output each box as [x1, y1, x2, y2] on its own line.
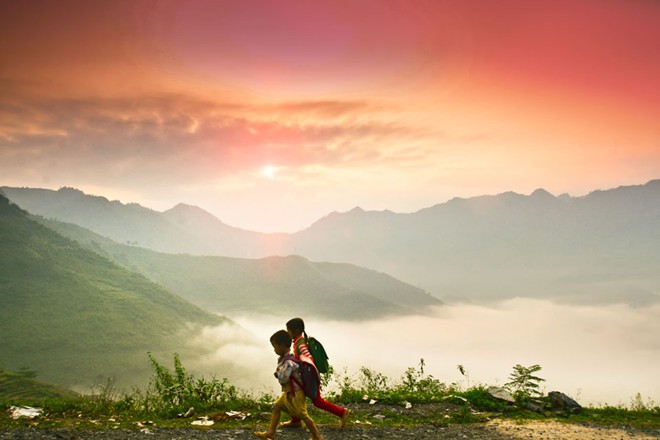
[3, 180, 660, 306]
[0, 193, 233, 388]
[36, 217, 440, 320]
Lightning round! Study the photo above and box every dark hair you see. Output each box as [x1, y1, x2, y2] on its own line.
[286, 318, 305, 332]
[270, 329, 292, 347]
[286, 317, 305, 333]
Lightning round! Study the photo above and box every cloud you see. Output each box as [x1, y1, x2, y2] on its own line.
[0, 89, 435, 187]
[192, 301, 660, 406]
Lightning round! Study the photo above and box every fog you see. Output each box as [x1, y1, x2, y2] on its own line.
[189, 299, 660, 407]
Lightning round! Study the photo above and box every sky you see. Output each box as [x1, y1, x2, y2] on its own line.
[2, 0, 660, 233]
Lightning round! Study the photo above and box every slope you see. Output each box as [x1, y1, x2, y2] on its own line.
[0, 193, 230, 389]
[0, 367, 79, 402]
[34, 218, 440, 320]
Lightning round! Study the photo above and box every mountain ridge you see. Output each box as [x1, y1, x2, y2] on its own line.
[34, 217, 441, 320]
[4, 179, 660, 306]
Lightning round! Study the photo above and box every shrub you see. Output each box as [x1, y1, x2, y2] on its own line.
[505, 364, 545, 404]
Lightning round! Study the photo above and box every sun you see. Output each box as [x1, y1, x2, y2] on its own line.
[262, 165, 278, 179]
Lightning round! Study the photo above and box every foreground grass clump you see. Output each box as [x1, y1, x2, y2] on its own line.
[2, 357, 659, 430]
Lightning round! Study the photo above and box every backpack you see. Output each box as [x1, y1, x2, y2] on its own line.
[295, 334, 330, 374]
[284, 354, 320, 400]
[306, 336, 330, 374]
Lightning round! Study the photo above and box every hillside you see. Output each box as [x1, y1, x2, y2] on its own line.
[0, 193, 232, 389]
[4, 180, 660, 306]
[0, 368, 79, 401]
[0, 187, 265, 256]
[31, 218, 440, 320]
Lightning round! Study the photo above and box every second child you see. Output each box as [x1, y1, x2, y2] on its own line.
[254, 329, 323, 440]
[281, 317, 351, 429]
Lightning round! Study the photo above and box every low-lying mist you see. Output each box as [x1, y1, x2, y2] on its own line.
[186, 299, 660, 406]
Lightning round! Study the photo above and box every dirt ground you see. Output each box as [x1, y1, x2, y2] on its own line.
[3, 401, 659, 439]
[488, 420, 660, 440]
[2, 421, 659, 439]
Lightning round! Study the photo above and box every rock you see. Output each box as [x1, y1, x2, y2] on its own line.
[548, 391, 582, 414]
[525, 399, 546, 413]
[486, 386, 516, 403]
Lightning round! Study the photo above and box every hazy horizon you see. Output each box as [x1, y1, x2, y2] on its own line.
[7, 179, 658, 234]
[179, 299, 660, 407]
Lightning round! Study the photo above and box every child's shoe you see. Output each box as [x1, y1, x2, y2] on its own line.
[253, 431, 274, 439]
[340, 408, 351, 429]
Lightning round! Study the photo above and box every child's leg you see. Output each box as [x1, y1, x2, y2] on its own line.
[268, 406, 282, 434]
[312, 394, 346, 418]
[280, 416, 301, 427]
[254, 406, 282, 439]
[302, 416, 323, 440]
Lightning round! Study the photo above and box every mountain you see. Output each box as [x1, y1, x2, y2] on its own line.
[288, 181, 660, 305]
[162, 203, 288, 256]
[32, 218, 440, 320]
[0, 193, 233, 389]
[0, 187, 275, 257]
[4, 180, 660, 306]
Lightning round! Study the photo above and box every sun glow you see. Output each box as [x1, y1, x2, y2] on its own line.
[262, 165, 278, 179]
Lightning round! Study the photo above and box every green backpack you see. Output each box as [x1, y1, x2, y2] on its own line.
[297, 335, 330, 374]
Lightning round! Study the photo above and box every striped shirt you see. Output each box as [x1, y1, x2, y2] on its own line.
[292, 335, 315, 365]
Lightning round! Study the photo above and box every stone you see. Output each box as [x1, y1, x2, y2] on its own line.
[548, 391, 582, 414]
[486, 386, 516, 403]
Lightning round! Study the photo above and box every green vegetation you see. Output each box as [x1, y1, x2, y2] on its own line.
[37, 217, 439, 320]
[1, 359, 658, 432]
[505, 363, 545, 404]
[0, 194, 231, 388]
[2, 191, 658, 433]
[0, 368, 79, 401]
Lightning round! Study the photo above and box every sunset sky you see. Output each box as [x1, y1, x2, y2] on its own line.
[2, 0, 659, 232]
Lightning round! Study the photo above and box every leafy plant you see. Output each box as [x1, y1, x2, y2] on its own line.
[505, 364, 545, 404]
[359, 366, 389, 395]
[3, 359, 660, 431]
[145, 353, 240, 416]
[400, 358, 447, 399]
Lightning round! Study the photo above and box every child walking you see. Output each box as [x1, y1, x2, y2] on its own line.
[281, 317, 351, 429]
[254, 329, 323, 440]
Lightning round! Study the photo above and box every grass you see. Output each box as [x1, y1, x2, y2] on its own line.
[2, 358, 658, 432]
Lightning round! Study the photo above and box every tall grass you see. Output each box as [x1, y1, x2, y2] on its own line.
[3, 356, 658, 429]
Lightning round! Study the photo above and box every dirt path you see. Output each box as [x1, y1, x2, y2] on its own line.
[488, 420, 660, 440]
[3, 402, 659, 439]
[2, 422, 659, 440]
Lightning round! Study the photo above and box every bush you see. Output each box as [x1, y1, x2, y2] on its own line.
[143, 353, 241, 416]
[505, 364, 545, 404]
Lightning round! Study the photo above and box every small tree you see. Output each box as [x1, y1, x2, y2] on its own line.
[505, 364, 545, 404]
